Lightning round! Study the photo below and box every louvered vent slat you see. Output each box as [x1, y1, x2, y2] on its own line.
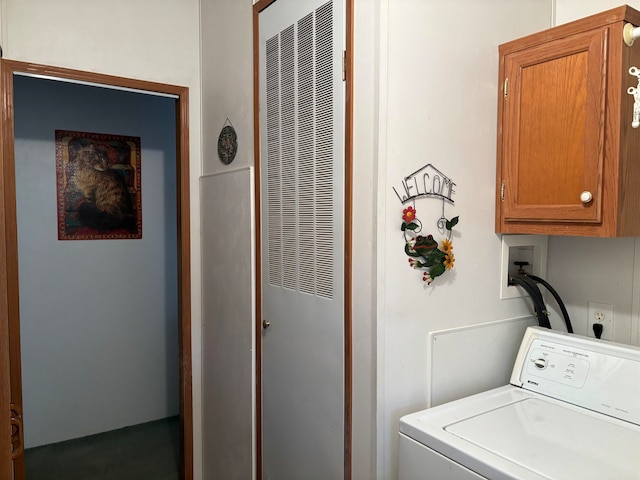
[265, 0, 335, 299]
[314, 1, 334, 299]
[298, 12, 316, 295]
[266, 34, 282, 288]
[280, 25, 298, 291]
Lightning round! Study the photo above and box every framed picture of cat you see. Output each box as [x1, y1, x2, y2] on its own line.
[55, 130, 142, 240]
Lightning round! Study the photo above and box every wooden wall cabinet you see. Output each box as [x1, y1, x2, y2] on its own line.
[496, 6, 640, 237]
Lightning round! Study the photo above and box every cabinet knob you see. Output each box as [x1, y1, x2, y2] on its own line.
[580, 191, 593, 204]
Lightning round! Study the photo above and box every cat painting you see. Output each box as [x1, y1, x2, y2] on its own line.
[73, 144, 136, 232]
[56, 130, 142, 240]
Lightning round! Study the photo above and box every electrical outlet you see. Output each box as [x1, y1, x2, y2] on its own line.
[587, 301, 614, 341]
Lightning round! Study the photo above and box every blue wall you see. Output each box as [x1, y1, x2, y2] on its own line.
[14, 75, 179, 447]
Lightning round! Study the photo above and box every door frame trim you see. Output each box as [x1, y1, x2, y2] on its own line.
[252, 1, 354, 478]
[0, 59, 193, 480]
[0, 57, 12, 480]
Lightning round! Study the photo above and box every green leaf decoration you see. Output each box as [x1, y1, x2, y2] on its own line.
[401, 222, 406, 231]
[405, 223, 419, 231]
[446, 216, 459, 231]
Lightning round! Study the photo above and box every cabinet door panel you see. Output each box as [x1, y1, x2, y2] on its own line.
[502, 28, 607, 223]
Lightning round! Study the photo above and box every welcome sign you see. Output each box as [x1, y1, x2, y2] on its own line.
[392, 163, 456, 205]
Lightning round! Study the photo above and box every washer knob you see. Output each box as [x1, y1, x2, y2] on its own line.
[580, 191, 593, 204]
[533, 358, 547, 369]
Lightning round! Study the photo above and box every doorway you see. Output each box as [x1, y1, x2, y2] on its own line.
[0, 60, 193, 480]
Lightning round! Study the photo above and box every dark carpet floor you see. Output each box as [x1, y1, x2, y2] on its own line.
[24, 416, 180, 480]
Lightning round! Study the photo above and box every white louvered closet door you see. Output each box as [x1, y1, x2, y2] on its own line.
[259, 0, 345, 478]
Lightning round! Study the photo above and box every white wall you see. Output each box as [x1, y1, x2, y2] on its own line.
[199, 1, 257, 479]
[371, 1, 553, 478]
[14, 75, 178, 448]
[201, 169, 255, 480]
[201, 0, 254, 175]
[352, 1, 379, 476]
[545, 0, 640, 348]
[555, 0, 637, 25]
[1, 0, 203, 474]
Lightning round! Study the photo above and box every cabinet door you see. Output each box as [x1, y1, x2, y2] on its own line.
[501, 28, 607, 224]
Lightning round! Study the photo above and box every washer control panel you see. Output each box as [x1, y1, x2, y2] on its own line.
[511, 327, 640, 425]
[525, 346, 590, 388]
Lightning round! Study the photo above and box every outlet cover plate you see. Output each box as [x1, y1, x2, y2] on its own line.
[587, 301, 614, 341]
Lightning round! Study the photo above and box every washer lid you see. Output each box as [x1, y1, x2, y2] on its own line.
[446, 396, 640, 480]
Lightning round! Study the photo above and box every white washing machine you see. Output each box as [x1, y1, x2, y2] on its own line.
[399, 326, 640, 480]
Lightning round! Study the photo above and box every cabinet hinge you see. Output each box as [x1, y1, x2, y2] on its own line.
[500, 181, 505, 201]
[503, 78, 508, 98]
[342, 50, 346, 81]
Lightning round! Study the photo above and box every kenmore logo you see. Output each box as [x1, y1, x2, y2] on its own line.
[527, 380, 539, 386]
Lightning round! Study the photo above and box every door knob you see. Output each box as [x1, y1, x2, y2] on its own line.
[580, 191, 593, 204]
[262, 319, 271, 329]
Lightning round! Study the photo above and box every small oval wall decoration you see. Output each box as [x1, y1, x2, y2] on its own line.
[217, 124, 238, 165]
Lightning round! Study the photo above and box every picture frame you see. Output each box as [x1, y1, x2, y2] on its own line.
[55, 130, 142, 240]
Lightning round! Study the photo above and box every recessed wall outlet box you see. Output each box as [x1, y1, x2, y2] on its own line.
[587, 301, 614, 341]
[500, 235, 548, 300]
